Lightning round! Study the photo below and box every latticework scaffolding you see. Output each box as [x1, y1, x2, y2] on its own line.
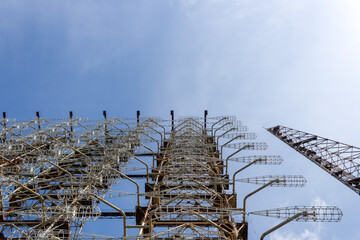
[267, 125, 360, 195]
[0, 113, 143, 239]
[0, 112, 342, 239]
[142, 117, 246, 239]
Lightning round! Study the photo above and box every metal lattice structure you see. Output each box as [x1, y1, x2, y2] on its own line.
[235, 175, 307, 187]
[0, 112, 142, 239]
[142, 117, 249, 239]
[250, 206, 342, 222]
[0, 112, 343, 239]
[267, 125, 360, 195]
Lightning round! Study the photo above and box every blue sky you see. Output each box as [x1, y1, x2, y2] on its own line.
[1, 0, 360, 239]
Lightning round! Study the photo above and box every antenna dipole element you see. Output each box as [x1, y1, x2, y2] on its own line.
[250, 206, 343, 222]
[229, 155, 283, 164]
[236, 175, 307, 187]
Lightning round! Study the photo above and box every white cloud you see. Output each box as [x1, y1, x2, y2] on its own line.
[270, 228, 322, 240]
[312, 196, 327, 207]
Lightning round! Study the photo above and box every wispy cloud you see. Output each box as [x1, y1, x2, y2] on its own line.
[312, 196, 327, 207]
[270, 227, 322, 240]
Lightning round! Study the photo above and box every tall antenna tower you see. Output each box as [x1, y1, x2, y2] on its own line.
[267, 125, 360, 195]
[0, 112, 342, 239]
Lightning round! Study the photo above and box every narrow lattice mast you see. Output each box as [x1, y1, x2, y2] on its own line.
[267, 125, 360, 195]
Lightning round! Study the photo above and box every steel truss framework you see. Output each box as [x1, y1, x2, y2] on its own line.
[143, 117, 247, 239]
[267, 125, 360, 195]
[0, 114, 342, 239]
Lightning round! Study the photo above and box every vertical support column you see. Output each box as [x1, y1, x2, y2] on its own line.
[170, 110, 174, 131]
[69, 111, 74, 141]
[103, 110, 109, 144]
[137, 110, 140, 125]
[69, 111, 73, 132]
[204, 110, 208, 134]
[36, 111, 41, 130]
[1, 112, 6, 143]
[2, 112, 6, 127]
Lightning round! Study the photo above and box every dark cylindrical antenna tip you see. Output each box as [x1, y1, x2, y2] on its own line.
[69, 111, 73, 119]
[204, 110, 208, 131]
[137, 111, 140, 123]
[171, 110, 174, 130]
[36, 112, 40, 118]
[2, 112, 6, 119]
[103, 110, 107, 119]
